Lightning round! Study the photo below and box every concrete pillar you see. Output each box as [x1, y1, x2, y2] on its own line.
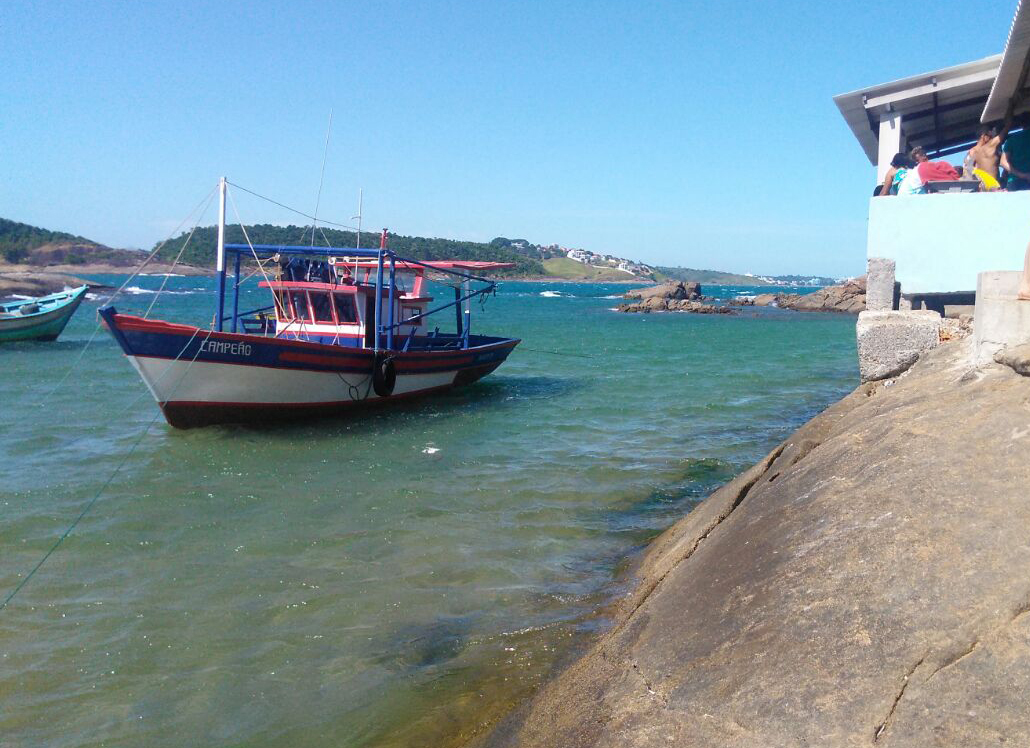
[856, 310, 941, 382]
[866, 257, 897, 311]
[973, 271, 1030, 366]
[877, 110, 903, 183]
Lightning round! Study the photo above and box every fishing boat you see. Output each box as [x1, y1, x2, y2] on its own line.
[99, 179, 520, 428]
[0, 286, 88, 343]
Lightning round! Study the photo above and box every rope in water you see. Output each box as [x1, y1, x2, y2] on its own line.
[518, 346, 594, 358]
[32, 185, 218, 408]
[1, 326, 215, 613]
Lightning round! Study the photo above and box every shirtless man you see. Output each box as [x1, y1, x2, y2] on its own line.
[967, 125, 1005, 183]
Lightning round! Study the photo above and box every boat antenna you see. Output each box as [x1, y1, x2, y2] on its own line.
[353, 188, 363, 250]
[311, 108, 333, 247]
[351, 188, 363, 277]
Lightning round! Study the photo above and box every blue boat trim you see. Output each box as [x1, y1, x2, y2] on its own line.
[0, 286, 88, 343]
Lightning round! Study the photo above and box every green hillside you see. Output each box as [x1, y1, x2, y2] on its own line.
[654, 266, 773, 285]
[154, 224, 545, 277]
[541, 257, 643, 281]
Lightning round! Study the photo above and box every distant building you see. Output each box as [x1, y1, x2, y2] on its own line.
[834, 4, 1030, 297]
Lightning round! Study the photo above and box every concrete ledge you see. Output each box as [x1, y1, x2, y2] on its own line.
[856, 310, 941, 382]
[973, 271, 1030, 366]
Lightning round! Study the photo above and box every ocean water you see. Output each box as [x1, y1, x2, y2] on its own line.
[0, 277, 857, 747]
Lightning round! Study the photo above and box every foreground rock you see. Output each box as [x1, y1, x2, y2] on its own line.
[486, 338, 1030, 747]
[0, 271, 111, 298]
[754, 277, 867, 313]
[623, 281, 701, 302]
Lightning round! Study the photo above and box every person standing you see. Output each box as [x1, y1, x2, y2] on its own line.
[967, 125, 1006, 190]
[1001, 116, 1030, 190]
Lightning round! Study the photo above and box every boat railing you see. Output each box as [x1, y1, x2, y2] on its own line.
[218, 243, 500, 352]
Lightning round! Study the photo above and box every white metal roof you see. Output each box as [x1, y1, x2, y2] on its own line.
[982, 0, 1030, 121]
[833, 56, 1001, 165]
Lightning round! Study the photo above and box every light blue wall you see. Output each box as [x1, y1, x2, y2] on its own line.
[867, 192, 1030, 293]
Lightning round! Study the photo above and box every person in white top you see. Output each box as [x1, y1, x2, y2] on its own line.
[896, 165, 925, 195]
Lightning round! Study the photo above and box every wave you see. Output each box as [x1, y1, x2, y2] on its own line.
[119, 286, 200, 296]
[539, 290, 564, 298]
[139, 273, 186, 277]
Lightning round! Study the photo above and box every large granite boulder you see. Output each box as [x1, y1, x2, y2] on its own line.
[753, 292, 800, 308]
[790, 276, 866, 313]
[624, 281, 701, 301]
[485, 338, 1030, 747]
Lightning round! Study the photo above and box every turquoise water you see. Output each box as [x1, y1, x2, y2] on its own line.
[0, 277, 857, 747]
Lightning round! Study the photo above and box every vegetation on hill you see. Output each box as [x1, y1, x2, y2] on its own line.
[655, 266, 773, 285]
[0, 218, 97, 263]
[2, 215, 837, 285]
[542, 257, 642, 281]
[154, 224, 545, 277]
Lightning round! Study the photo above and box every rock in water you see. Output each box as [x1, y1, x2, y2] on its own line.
[752, 279, 866, 313]
[623, 281, 701, 301]
[616, 298, 733, 314]
[789, 276, 867, 313]
[0, 272, 110, 298]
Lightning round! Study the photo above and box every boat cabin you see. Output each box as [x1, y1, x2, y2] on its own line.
[232, 250, 512, 351]
[258, 259, 431, 347]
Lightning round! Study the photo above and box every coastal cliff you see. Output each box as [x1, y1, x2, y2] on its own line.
[485, 337, 1030, 747]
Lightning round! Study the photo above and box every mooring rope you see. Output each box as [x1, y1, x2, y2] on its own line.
[31, 185, 218, 408]
[518, 346, 594, 359]
[1, 326, 215, 613]
[144, 189, 217, 319]
[227, 187, 287, 320]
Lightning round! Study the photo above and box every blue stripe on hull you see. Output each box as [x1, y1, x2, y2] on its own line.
[102, 310, 519, 377]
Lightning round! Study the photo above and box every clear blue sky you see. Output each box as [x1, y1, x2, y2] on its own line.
[0, 0, 1017, 276]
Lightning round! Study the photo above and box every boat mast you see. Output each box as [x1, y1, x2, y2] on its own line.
[373, 228, 387, 351]
[352, 189, 363, 279]
[216, 176, 227, 332]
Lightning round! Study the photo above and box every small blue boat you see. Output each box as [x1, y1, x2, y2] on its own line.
[0, 286, 88, 342]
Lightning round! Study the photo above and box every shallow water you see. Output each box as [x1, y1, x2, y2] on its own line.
[0, 278, 857, 747]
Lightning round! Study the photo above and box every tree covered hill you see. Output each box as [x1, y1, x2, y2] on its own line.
[154, 224, 546, 277]
[0, 217, 99, 263]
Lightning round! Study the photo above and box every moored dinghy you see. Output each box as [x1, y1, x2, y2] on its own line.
[0, 285, 88, 343]
[99, 179, 520, 428]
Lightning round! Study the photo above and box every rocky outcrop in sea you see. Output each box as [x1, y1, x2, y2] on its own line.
[618, 281, 733, 314]
[754, 277, 867, 313]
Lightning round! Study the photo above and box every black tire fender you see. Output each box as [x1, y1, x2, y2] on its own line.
[372, 352, 396, 397]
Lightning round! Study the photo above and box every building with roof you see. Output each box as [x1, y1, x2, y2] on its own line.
[834, 1, 1030, 298]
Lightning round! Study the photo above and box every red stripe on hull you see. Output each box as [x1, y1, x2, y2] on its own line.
[159, 362, 503, 428]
